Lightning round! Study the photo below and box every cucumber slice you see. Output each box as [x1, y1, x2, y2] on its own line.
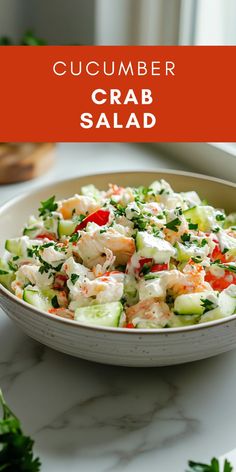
[0, 259, 15, 290]
[224, 213, 236, 229]
[136, 231, 175, 263]
[75, 302, 123, 327]
[168, 314, 201, 327]
[200, 287, 236, 322]
[58, 220, 76, 238]
[124, 275, 138, 306]
[174, 291, 218, 316]
[174, 241, 208, 262]
[23, 226, 40, 238]
[183, 206, 220, 231]
[218, 231, 236, 258]
[23, 288, 51, 311]
[5, 238, 24, 256]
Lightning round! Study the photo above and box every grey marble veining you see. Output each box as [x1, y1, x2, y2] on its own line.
[0, 144, 235, 471]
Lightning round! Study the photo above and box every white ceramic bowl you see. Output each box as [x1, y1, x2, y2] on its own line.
[1, 170, 236, 367]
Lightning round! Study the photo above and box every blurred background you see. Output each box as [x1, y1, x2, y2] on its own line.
[1, 0, 236, 46]
[0, 0, 235, 185]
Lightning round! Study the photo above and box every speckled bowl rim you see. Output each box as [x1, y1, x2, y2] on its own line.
[1, 169, 236, 335]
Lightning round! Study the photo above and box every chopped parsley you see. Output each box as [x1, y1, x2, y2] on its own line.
[51, 295, 60, 308]
[188, 222, 199, 230]
[71, 273, 80, 285]
[0, 269, 9, 275]
[38, 195, 58, 217]
[191, 256, 203, 263]
[165, 218, 181, 232]
[69, 232, 80, 243]
[73, 213, 86, 224]
[8, 261, 18, 272]
[216, 213, 225, 222]
[181, 233, 191, 243]
[212, 262, 236, 273]
[41, 242, 54, 249]
[222, 248, 229, 254]
[200, 298, 217, 313]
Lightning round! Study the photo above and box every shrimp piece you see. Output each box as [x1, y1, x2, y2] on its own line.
[126, 298, 170, 327]
[93, 248, 116, 277]
[106, 184, 135, 205]
[58, 195, 99, 219]
[171, 263, 211, 296]
[49, 308, 74, 320]
[81, 272, 124, 304]
[163, 217, 189, 245]
[78, 228, 135, 268]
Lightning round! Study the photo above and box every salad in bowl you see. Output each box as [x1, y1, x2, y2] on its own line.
[1, 179, 236, 330]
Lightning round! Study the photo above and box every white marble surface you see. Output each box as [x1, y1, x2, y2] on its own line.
[1, 143, 235, 472]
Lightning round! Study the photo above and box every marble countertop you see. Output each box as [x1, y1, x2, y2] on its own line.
[1, 143, 236, 472]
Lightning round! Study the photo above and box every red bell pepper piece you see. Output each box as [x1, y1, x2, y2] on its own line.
[36, 232, 56, 241]
[211, 243, 227, 263]
[53, 274, 68, 290]
[75, 209, 110, 232]
[126, 323, 135, 329]
[205, 270, 236, 291]
[139, 258, 153, 269]
[150, 263, 169, 272]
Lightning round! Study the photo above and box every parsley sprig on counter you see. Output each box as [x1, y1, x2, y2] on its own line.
[187, 457, 233, 471]
[0, 390, 41, 471]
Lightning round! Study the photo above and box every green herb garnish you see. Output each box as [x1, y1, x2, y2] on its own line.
[69, 233, 80, 243]
[187, 457, 232, 471]
[71, 274, 80, 285]
[8, 261, 18, 272]
[165, 218, 181, 232]
[0, 390, 41, 471]
[51, 295, 59, 309]
[181, 233, 191, 243]
[38, 196, 58, 217]
[188, 222, 199, 230]
[216, 214, 225, 222]
[200, 298, 217, 313]
[212, 262, 236, 274]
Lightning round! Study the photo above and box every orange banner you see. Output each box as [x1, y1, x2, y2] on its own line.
[0, 46, 235, 141]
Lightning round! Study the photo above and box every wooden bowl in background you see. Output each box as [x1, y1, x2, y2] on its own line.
[0, 143, 55, 184]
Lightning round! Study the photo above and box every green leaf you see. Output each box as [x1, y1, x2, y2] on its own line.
[0, 36, 12, 45]
[21, 30, 46, 46]
[38, 196, 58, 217]
[165, 218, 181, 232]
[0, 390, 41, 471]
[188, 222, 199, 230]
[223, 459, 233, 472]
[71, 274, 79, 285]
[69, 233, 80, 243]
[181, 233, 191, 242]
[51, 296, 59, 309]
[187, 458, 233, 472]
[200, 298, 217, 313]
[213, 263, 236, 274]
